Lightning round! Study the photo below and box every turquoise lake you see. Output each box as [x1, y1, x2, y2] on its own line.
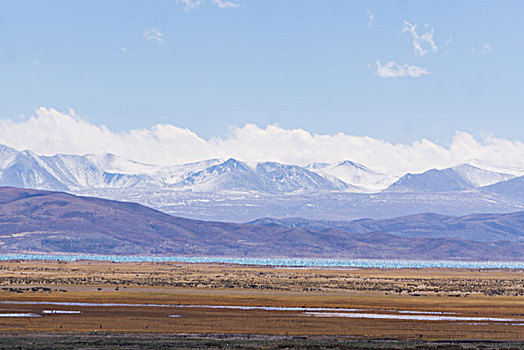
[0, 254, 523, 269]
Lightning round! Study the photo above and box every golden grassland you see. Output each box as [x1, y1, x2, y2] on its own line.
[0, 260, 523, 341]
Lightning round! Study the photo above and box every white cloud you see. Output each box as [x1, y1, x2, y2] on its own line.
[442, 37, 453, 55]
[472, 43, 493, 56]
[402, 20, 438, 57]
[367, 11, 375, 28]
[177, 0, 201, 11]
[142, 28, 165, 45]
[375, 60, 430, 78]
[1, 107, 524, 176]
[115, 44, 128, 53]
[212, 0, 241, 9]
[32, 60, 41, 66]
[482, 43, 493, 55]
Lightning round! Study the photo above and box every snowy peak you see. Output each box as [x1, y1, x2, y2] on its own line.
[0, 149, 69, 191]
[213, 158, 250, 173]
[385, 164, 515, 192]
[385, 168, 473, 192]
[256, 162, 348, 192]
[0, 149, 157, 191]
[180, 158, 270, 192]
[0, 145, 20, 169]
[315, 160, 398, 192]
[33, 153, 151, 190]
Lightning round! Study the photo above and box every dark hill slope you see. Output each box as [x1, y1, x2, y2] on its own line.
[0, 187, 522, 260]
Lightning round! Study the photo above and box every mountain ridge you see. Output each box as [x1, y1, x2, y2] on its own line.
[248, 211, 524, 242]
[2, 144, 524, 223]
[0, 144, 517, 194]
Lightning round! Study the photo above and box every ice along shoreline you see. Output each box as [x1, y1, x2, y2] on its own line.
[0, 254, 523, 269]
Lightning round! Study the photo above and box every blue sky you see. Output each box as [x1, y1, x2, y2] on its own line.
[0, 0, 523, 145]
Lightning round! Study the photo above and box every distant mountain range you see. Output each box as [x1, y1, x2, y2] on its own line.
[249, 211, 524, 242]
[0, 144, 358, 193]
[4, 143, 519, 194]
[1, 144, 524, 222]
[0, 187, 523, 261]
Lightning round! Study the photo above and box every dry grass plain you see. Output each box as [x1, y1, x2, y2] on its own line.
[0, 260, 523, 346]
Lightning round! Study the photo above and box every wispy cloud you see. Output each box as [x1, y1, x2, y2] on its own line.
[2, 107, 524, 176]
[142, 28, 165, 45]
[482, 43, 493, 55]
[375, 60, 430, 78]
[472, 43, 493, 56]
[367, 11, 375, 28]
[32, 60, 41, 67]
[177, 0, 201, 11]
[212, 0, 241, 9]
[402, 20, 438, 57]
[115, 44, 128, 53]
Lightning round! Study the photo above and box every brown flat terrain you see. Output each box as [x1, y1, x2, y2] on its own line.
[0, 260, 523, 343]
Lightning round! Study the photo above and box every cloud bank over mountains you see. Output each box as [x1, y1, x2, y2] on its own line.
[1, 107, 523, 176]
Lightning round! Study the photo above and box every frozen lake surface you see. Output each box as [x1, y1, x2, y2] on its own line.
[305, 312, 524, 323]
[0, 254, 523, 269]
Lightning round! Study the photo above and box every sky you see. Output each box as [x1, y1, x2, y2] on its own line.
[1, 1, 524, 173]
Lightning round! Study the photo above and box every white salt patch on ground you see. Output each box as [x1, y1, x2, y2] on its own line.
[0, 313, 41, 317]
[272, 267, 357, 270]
[1, 300, 520, 325]
[0, 301, 178, 308]
[173, 305, 364, 312]
[305, 312, 524, 323]
[389, 310, 456, 315]
[0, 301, 362, 312]
[42, 310, 82, 314]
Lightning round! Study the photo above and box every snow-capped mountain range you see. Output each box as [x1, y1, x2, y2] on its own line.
[1, 143, 519, 194]
[2, 143, 524, 222]
[0, 145, 352, 193]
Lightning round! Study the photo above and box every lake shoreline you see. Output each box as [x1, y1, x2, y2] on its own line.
[1, 254, 524, 269]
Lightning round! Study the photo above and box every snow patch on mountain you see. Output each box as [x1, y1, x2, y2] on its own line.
[452, 164, 514, 187]
[467, 159, 524, 177]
